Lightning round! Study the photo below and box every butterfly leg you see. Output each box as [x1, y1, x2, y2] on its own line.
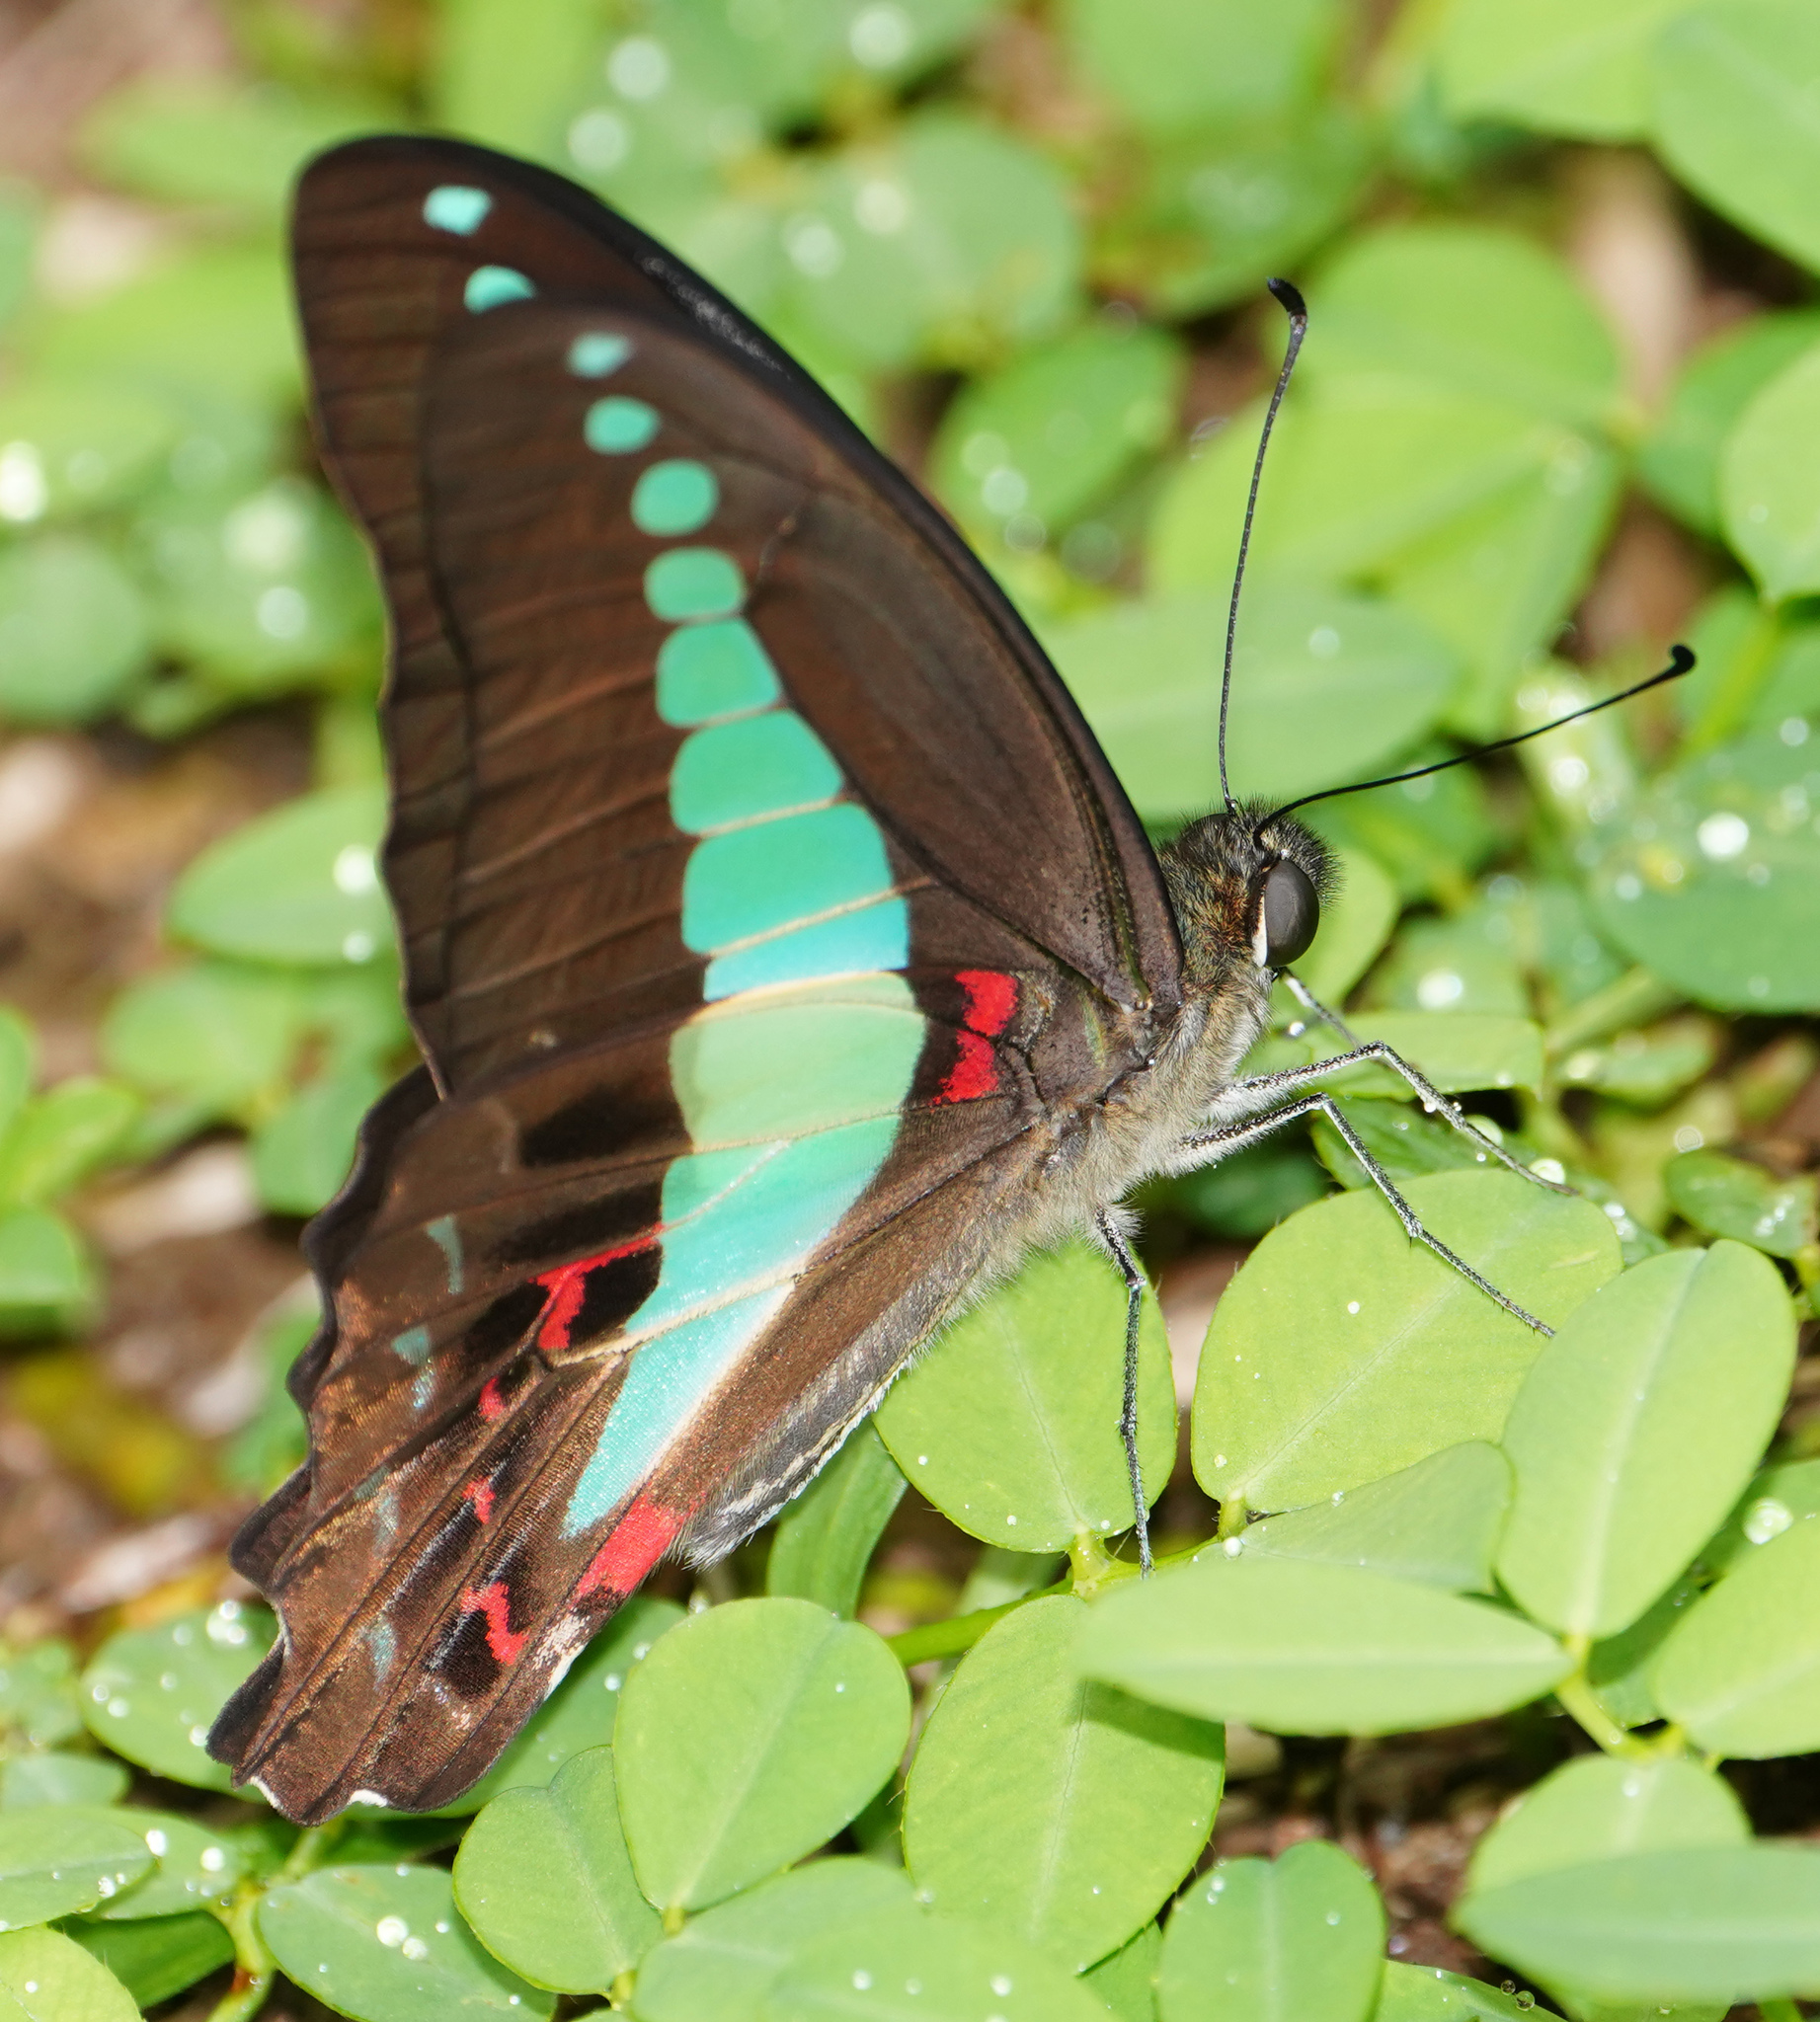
[1176, 1093, 1552, 1335]
[1093, 1207, 1154, 1577]
[1277, 972, 1570, 1196]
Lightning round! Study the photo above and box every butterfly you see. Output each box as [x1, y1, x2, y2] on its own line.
[209, 135, 1682, 1824]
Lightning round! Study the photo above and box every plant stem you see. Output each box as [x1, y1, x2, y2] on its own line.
[885, 1587, 1065, 1667]
[1553, 1649, 1634, 1756]
[1758, 2000, 1802, 2022]
[207, 1885, 277, 2022]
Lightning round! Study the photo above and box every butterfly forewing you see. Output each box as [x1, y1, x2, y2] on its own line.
[211, 135, 1186, 1822]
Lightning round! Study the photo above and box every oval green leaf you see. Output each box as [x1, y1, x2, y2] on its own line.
[1662, 1148, 1817, 1256]
[1077, 1558, 1570, 1734]
[0, 1925, 138, 2022]
[1157, 1840, 1385, 2022]
[766, 1423, 906, 1618]
[1654, 1520, 1820, 1756]
[167, 784, 391, 966]
[1220, 1441, 1511, 1594]
[0, 1753, 127, 1810]
[79, 1600, 276, 1792]
[87, 1809, 242, 1920]
[1721, 339, 1820, 601]
[0, 536, 151, 725]
[1373, 1960, 1539, 2020]
[614, 1598, 910, 1912]
[454, 1747, 658, 1993]
[763, 1904, 1109, 2021]
[1496, 1242, 1795, 1638]
[876, 1239, 1173, 1552]
[261, 1863, 553, 2021]
[66, 1909, 236, 2009]
[0, 1808, 151, 1929]
[1455, 1843, 1820, 2001]
[632, 1859, 914, 2022]
[1194, 1171, 1620, 1516]
[1439, 0, 1684, 141]
[905, 1595, 1223, 1973]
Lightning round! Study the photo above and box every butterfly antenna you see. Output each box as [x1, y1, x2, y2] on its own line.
[1218, 275, 1308, 814]
[1261, 644, 1698, 828]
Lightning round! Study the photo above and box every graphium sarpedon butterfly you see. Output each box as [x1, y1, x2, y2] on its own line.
[209, 135, 1688, 1824]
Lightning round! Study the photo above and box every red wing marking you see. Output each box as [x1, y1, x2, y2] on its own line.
[535, 1233, 661, 1351]
[458, 1580, 528, 1665]
[576, 1493, 682, 1600]
[934, 969, 1019, 1105]
[463, 1478, 496, 1525]
[478, 1376, 507, 1421]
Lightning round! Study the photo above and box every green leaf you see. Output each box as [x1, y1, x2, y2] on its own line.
[249, 1061, 385, 1215]
[1367, 914, 1530, 1020]
[1311, 1096, 1512, 1196]
[1653, 1521, 1820, 1756]
[1155, 1840, 1385, 2022]
[1077, 1557, 1570, 1734]
[1454, 1843, 1820, 2001]
[631, 1860, 915, 2022]
[442, 1595, 684, 1816]
[1372, 1961, 1538, 2020]
[65, 1909, 235, 2007]
[0, 1925, 137, 2020]
[1085, 1922, 1161, 2022]
[0, 375, 176, 522]
[1496, 1243, 1796, 1638]
[82, 76, 394, 215]
[454, 1748, 659, 1993]
[0, 1809, 152, 1929]
[79, 1600, 276, 1793]
[1164, 1135, 1331, 1241]
[1438, 0, 1685, 140]
[1060, 0, 1341, 134]
[431, 0, 604, 156]
[1220, 1441, 1511, 1593]
[1662, 1148, 1817, 1254]
[614, 1598, 910, 1912]
[168, 785, 391, 966]
[1639, 311, 1820, 535]
[0, 1754, 126, 1810]
[0, 537, 152, 725]
[767, 1424, 907, 1618]
[1653, 0, 1820, 276]
[905, 1595, 1223, 1974]
[1292, 1011, 1546, 1096]
[778, 114, 1080, 372]
[1305, 757, 1498, 908]
[137, 476, 381, 692]
[1296, 849, 1400, 1008]
[1700, 1455, 1820, 1576]
[1096, 110, 1373, 321]
[1583, 1576, 1700, 1729]
[875, 1239, 1173, 1552]
[1673, 587, 1820, 747]
[0, 1642, 79, 1750]
[930, 320, 1183, 545]
[1045, 584, 1458, 819]
[764, 1903, 1111, 2020]
[1722, 339, 1820, 602]
[86, 1810, 240, 1921]
[1465, 1755, 1748, 1898]
[1588, 728, 1820, 1012]
[1194, 1171, 1620, 1516]
[101, 962, 301, 1111]
[1304, 223, 1622, 430]
[0, 1082, 139, 1209]
[0, 1016, 34, 1149]
[0, 1208, 93, 1321]
[259, 1863, 554, 2021]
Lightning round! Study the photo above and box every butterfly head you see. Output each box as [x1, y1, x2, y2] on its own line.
[1159, 807, 1333, 991]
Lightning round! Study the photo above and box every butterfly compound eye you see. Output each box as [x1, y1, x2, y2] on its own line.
[1256, 859, 1319, 969]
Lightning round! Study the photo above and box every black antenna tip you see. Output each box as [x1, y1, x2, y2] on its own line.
[1669, 642, 1696, 674]
[1266, 276, 1306, 321]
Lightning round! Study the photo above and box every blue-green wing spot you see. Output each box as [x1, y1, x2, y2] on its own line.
[671, 711, 842, 832]
[465, 265, 535, 312]
[424, 185, 491, 235]
[681, 804, 896, 953]
[568, 330, 633, 378]
[656, 619, 782, 725]
[585, 396, 660, 453]
[563, 977, 925, 1533]
[646, 547, 746, 621]
[703, 900, 910, 999]
[632, 459, 719, 536]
